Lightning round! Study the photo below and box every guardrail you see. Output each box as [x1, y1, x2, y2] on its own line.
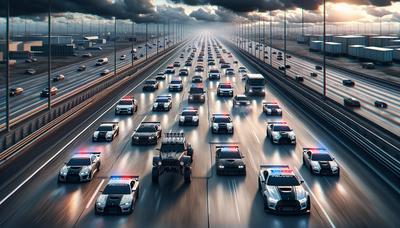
[0, 42, 185, 158]
[231, 42, 400, 179]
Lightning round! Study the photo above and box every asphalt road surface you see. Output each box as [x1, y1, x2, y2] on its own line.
[0, 34, 399, 228]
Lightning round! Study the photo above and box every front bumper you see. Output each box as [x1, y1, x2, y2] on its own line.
[132, 137, 158, 145]
[216, 167, 246, 176]
[152, 105, 170, 111]
[169, 87, 183, 92]
[95, 205, 131, 215]
[265, 199, 309, 214]
[212, 127, 234, 134]
[115, 109, 133, 115]
[58, 173, 90, 182]
[272, 137, 296, 144]
[179, 119, 199, 126]
[93, 136, 113, 142]
[217, 90, 233, 97]
[312, 167, 340, 176]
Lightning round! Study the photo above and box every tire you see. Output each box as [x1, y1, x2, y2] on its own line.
[306, 196, 311, 211]
[184, 168, 191, 183]
[152, 167, 159, 183]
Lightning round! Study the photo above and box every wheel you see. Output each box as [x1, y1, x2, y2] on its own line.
[184, 168, 191, 183]
[152, 167, 159, 183]
[306, 196, 311, 211]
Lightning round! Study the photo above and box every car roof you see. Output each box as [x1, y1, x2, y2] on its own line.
[260, 165, 294, 176]
[303, 148, 329, 154]
[71, 154, 92, 159]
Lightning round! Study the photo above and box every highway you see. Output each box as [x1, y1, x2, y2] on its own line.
[0, 37, 177, 126]
[243, 40, 400, 136]
[0, 34, 399, 227]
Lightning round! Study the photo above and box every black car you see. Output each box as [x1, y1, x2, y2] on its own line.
[192, 75, 203, 83]
[152, 95, 172, 111]
[344, 97, 361, 107]
[131, 121, 162, 145]
[195, 65, 204, 72]
[215, 145, 246, 176]
[178, 68, 189, 76]
[179, 108, 199, 126]
[173, 62, 181, 67]
[188, 84, 206, 103]
[374, 100, 387, 108]
[142, 79, 159, 91]
[342, 79, 355, 87]
[315, 65, 322, 70]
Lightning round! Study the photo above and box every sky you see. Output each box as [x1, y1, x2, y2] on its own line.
[1, 0, 400, 32]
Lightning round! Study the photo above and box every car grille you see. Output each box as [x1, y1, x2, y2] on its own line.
[161, 159, 180, 166]
[104, 206, 122, 214]
[276, 200, 301, 212]
[66, 174, 80, 182]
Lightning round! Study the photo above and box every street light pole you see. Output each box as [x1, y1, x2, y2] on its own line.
[114, 16, 117, 77]
[48, 0, 52, 110]
[5, 0, 10, 131]
[145, 23, 148, 60]
[163, 23, 166, 51]
[269, 11, 272, 65]
[284, 10, 287, 76]
[131, 20, 134, 66]
[323, 0, 327, 97]
[157, 24, 159, 54]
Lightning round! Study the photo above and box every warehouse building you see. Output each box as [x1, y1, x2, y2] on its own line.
[332, 35, 367, 54]
[369, 36, 398, 47]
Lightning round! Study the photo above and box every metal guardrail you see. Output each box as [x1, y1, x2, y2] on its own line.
[234, 44, 400, 178]
[0, 42, 184, 158]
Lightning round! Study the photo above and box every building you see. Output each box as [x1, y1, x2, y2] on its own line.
[31, 43, 75, 56]
[332, 35, 367, 54]
[369, 36, 398, 47]
[12, 35, 73, 45]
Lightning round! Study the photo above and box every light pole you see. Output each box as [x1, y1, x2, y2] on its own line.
[48, 0, 52, 110]
[163, 23, 166, 51]
[269, 11, 272, 65]
[284, 10, 287, 76]
[323, 0, 327, 97]
[131, 20, 134, 66]
[114, 15, 117, 77]
[157, 24, 159, 54]
[5, 0, 10, 131]
[145, 23, 148, 60]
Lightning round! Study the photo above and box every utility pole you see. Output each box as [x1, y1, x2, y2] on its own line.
[131, 20, 134, 66]
[157, 24, 159, 54]
[47, 0, 52, 110]
[263, 15, 265, 61]
[145, 23, 148, 59]
[284, 10, 287, 76]
[269, 11, 272, 65]
[114, 16, 117, 77]
[302, 8, 304, 37]
[323, 0, 327, 97]
[163, 23, 166, 51]
[5, 0, 10, 131]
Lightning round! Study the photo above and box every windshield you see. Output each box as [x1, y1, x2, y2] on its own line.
[311, 153, 333, 161]
[118, 100, 132, 105]
[98, 126, 113, 131]
[236, 96, 248, 101]
[248, 78, 265, 86]
[219, 84, 232, 89]
[182, 111, 197, 116]
[214, 117, 230, 123]
[103, 184, 131, 194]
[190, 88, 204, 93]
[219, 151, 241, 159]
[137, 125, 156, 133]
[210, 70, 219, 73]
[67, 158, 91, 166]
[267, 104, 279, 109]
[171, 81, 181, 84]
[156, 98, 169, 102]
[272, 125, 291, 131]
[267, 176, 300, 186]
[160, 144, 185, 152]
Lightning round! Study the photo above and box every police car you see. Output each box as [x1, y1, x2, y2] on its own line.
[152, 95, 172, 111]
[131, 121, 162, 145]
[215, 145, 246, 176]
[178, 68, 189, 76]
[210, 113, 234, 134]
[266, 122, 296, 145]
[217, 82, 233, 97]
[164, 65, 175, 74]
[302, 148, 340, 175]
[179, 108, 199, 126]
[58, 152, 101, 183]
[192, 75, 203, 83]
[169, 78, 183, 92]
[115, 96, 138, 115]
[208, 68, 221, 80]
[233, 94, 251, 106]
[258, 165, 310, 214]
[263, 101, 282, 116]
[95, 176, 140, 215]
[92, 122, 119, 142]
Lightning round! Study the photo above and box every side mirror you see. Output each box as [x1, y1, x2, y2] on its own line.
[300, 180, 304, 184]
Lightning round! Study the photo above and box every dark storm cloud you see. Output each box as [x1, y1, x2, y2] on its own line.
[170, 0, 400, 12]
[189, 7, 242, 22]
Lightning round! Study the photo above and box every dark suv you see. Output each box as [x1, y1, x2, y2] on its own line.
[188, 84, 206, 103]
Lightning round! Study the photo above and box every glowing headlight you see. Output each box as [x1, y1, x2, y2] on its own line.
[311, 161, 321, 171]
[298, 197, 307, 205]
[158, 161, 162, 166]
[164, 103, 169, 107]
[180, 161, 184, 166]
[331, 165, 338, 171]
[267, 196, 278, 204]
[212, 123, 218, 129]
[227, 123, 233, 129]
[180, 116, 185, 122]
[189, 95, 193, 99]
[149, 136, 155, 139]
[218, 165, 224, 169]
[272, 132, 281, 139]
[121, 202, 131, 206]
[106, 132, 113, 138]
[153, 103, 158, 107]
[134, 136, 139, 140]
[96, 202, 104, 207]
[238, 165, 244, 169]
[116, 107, 120, 111]
[192, 116, 199, 121]
[249, 89, 253, 93]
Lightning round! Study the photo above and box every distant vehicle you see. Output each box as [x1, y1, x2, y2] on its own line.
[374, 101, 387, 108]
[221, 63, 230, 69]
[133, 56, 138, 60]
[233, 60, 238, 64]
[245, 74, 266, 96]
[208, 68, 221, 80]
[192, 75, 203, 83]
[138, 46, 142, 49]
[195, 65, 204, 72]
[92, 122, 119, 142]
[131, 48, 137, 54]
[225, 68, 235, 76]
[233, 94, 251, 106]
[342, 79, 355, 87]
[25, 69, 36, 75]
[310, 72, 318, 77]
[208, 61, 216, 66]
[169, 78, 183, 92]
[295, 75, 304, 82]
[173, 62, 181, 67]
[184, 61, 192, 67]
[238, 66, 247, 74]
[95, 176, 140, 215]
[210, 113, 234, 134]
[131, 121, 162, 145]
[263, 101, 282, 116]
[179, 108, 199, 126]
[152, 133, 193, 183]
[361, 62, 375, 69]
[25, 58, 33, 63]
[344, 97, 361, 107]
[9, 87, 24, 96]
[180, 54, 185, 58]
[77, 65, 86, 71]
[96, 57, 108, 66]
[100, 69, 111, 76]
[142, 79, 159, 92]
[217, 82, 233, 97]
[82, 53, 92, 58]
[178, 68, 189, 76]
[188, 84, 206, 103]
[266, 121, 296, 145]
[140, 54, 144, 58]
[215, 145, 246, 176]
[302, 148, 340, 176]
[53, 74, 65, 82]
[120, 54, 127, 60]
[152, 95, 172, 111]
[278, 66, 285, 70]
[315, 65, 322, 70]
[40, 87, 57, 97]
[115, 96, 138, 115]
[258, 165, 310, 214]
[164, 65, 175, 74]
[155, 72, 166, 80]
[58, 152, 101, 183]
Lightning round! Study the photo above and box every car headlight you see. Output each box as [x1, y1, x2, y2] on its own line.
[298, 197, 307, 205]
[134, 136, 139, 140]
[266, 109, 271, 113]
[218, 165, 224, 169]
[158, 161, 162, 166]
[192, 116, 199, 121]
[238, 165, 244, 169]
[149, 135, 155, 139]
[212, 123, 218, 129]
[310, 161, 321, 171]
[268, 196, 279, 204]
[249, 89, 253, 93]
[153, 103, 158, 107]
[189, 95, 193, 99]
[60, 166, 68, 176]
[180, 116, 185, 122]
[276, 109, 281, 113]
[116, 107, 120, 111]
[272, 132, 280, 139]
[121, 202, 131, 207]
[180, 161, 184, 166]
[261, 88, 265, 92]
[227, 123, 233, 129]
[106, 132, 113, 138]
[331, 164, 338, 171]
[164, 103, 169, 107]
[96, 202, 104, 207]
[235, 101, 240, 105]
[290, 134, 296, 140]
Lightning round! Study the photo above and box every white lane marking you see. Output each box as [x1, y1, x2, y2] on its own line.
[0, 44, 187, 207]
[139, 115, 148, 124]
[155, 195, 162, 212]
[252, 131, 261, 145]
[85, 179, 105, 209]
[294, 167, 336, 228]
[247, 149, 258, 173]
[231, 179, 241, 222]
